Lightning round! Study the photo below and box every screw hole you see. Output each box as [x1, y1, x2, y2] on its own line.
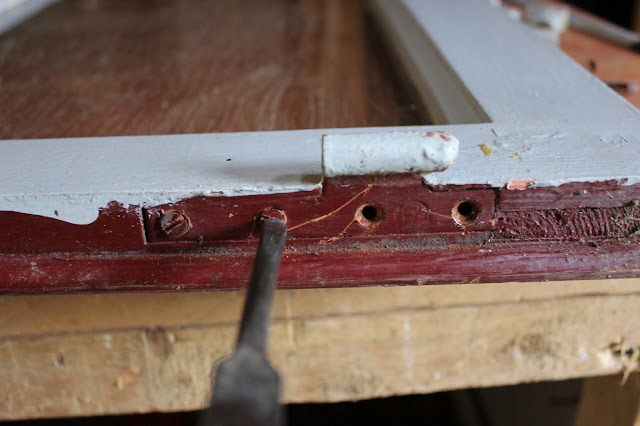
[452, 199, 481, 226]
[356, 204, 384, 228]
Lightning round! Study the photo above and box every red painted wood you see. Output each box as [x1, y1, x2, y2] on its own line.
[0, 176, 496, 254]
[144, 175, 495, 244]
[497, 180, 640, 210]
[0, 239, 637, 294]
[1, 176, 639, 294]
[0, 203, 145, 254]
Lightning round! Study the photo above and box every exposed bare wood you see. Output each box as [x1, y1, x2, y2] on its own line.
[575, 374, 640, 426]
[2, 279, 640, 419]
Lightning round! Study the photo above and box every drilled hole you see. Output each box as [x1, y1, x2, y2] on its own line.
[452, 199, 481, 226]
[356, 204, 384, 228]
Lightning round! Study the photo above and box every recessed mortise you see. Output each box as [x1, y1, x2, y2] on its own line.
[160, 209, 193, 238]
[452, 199, 481, 226]
[356, 204, 384, 228]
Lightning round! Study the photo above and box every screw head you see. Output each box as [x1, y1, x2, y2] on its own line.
[257, 207, 287, 224]
[160, 210, 193, 238]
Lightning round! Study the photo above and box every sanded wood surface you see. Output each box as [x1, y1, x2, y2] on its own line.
[2, 279, 640, 420]
[0, 0, 419, 139]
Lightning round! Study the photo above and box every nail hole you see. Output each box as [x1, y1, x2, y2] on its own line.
[452, 199, 481, 226]
[356, 204, 384, 228]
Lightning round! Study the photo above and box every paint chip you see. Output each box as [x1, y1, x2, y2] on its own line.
[507, 179, 535, 190]
[479, 144, 493, 156]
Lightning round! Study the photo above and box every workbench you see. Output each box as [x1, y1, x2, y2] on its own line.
[0, 0, 639, 422]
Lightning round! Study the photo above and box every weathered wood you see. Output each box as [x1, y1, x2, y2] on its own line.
[1, 1, 640, 295]
[1, 279, 640, 420]
[575, 374, 640, 426]
[3, 121, 640, 226]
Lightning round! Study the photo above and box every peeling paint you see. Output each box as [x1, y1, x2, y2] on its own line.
[507, 179, 535, 190]
[2, 123, 639, 225]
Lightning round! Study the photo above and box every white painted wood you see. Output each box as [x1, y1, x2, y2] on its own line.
[0, 0, 58, 35]
[370, 0, 640, 124]
[1, 0, 640, 225]
[0, 131, 323, 225]
[322, 131, 459, 177]
[2, 121, 639, 224]
[369, 0, 489, 124]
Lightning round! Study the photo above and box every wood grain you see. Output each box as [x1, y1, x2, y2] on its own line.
[1, 279, 640, 420]
[0, 0, 419, 139]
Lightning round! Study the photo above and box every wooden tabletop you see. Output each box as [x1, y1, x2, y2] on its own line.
[0, 0, 418, 139]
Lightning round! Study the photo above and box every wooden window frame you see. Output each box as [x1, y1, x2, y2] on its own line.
[1, 0, 639, 294]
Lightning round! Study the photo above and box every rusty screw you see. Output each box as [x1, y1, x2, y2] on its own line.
[160, 210, 193, 238]
[257, 207, 287, 225]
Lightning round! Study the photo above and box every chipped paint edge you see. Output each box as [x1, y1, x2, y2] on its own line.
[2, 123, 640, 225]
